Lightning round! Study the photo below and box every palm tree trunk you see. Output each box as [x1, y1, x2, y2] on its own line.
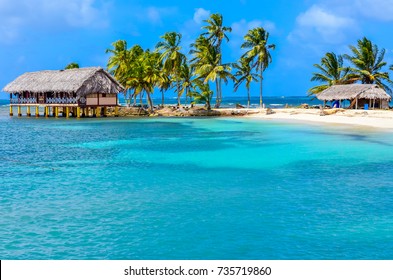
[161, 89, 165, 107]
[133, 91, 136, 106]
[247, 87, 250, 108]
[140, 92, 143, 106]
[215, 80, 219, 108]
[147, 92, 153, 112]
[260, 68, 263, 108]
[177, 81, 181, 106]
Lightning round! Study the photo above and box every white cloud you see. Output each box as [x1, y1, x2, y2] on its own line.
[288, 5, 357, 45]
[193, 8, 210, 25]
[0, 0, 108, 43]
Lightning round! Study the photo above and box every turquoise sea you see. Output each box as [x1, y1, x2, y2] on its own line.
[1, 99, 393, 260]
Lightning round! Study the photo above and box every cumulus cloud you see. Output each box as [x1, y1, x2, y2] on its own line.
[193, 8, 210, 25]
[0, 0, 108, 43]
[288, 5, 357, 45]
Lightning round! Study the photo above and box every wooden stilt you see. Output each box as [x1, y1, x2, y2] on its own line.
[35, 106, 39, 117]
[18, 106, 22, 117]
[77, 107, 81, 118]
[9, 106, 13, 116]
[114, 106, 119, 117]
[103, 107, 107, 117]
[26, 106, 31, 117]
[92, 107, 97, 118]
[66, 107, 70, 118]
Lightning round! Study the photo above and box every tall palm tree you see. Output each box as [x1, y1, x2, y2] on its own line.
[234, 57, 260, 108]
[241, 27, 275, 108]
[202, 13, 232, 106]
[308, 52, 356, 95]
[344, 37, 392, 93]
[65, 62, 79, 69]
[155, 32, 186, 106]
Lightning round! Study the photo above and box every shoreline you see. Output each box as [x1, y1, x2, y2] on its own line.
[240, 108, 393, 130]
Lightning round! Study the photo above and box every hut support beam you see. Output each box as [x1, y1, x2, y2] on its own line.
[114, 106, 119, 117]
[18, 106, 22, 117]
[66, 107, 70, 118]
[103, 107, 107, 117]
[26, 106, 31, 117]
[77, 107, 81, 118]
[35, 106, 39, 117]
[9, 106, 13, 116]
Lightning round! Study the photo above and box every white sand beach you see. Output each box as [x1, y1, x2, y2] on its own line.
[238, 108, 393, 129]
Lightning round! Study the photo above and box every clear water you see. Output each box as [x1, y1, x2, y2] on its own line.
[1, 104, 393, 260]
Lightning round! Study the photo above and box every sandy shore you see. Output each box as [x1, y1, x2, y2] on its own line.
[237, 108, 393, 129]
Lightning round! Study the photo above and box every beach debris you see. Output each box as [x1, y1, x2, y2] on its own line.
[266, 108, 275, 115]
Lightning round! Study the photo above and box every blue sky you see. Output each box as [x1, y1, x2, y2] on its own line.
[2, 0, 393, 98]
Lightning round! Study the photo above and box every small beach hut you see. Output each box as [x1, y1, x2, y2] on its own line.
[316, 84, 391, 109]
[3, 67, 124, 117]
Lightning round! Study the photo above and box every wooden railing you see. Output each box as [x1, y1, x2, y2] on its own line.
[10, 97, 78, 104]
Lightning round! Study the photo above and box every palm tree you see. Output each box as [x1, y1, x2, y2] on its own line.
[177, 62, 194, 106]
[202, 13, 232, 106]
[190, 35, 234, 105]
[106, 40, 131, 104]
[189, 79, 214, 110]
[155, 32, 186, 106]
[234, 57, 260, 107]
[308, 52, 356, 95]
[65, 62, 79, 69]
[344, 37, 392, 93]
[241, 27, 275, 108]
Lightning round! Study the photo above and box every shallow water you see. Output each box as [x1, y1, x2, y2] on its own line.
[1, 107, 393, 259]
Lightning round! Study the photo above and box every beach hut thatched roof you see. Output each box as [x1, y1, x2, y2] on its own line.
[2, 67, 124, 97]
[316, 84, 391, 101]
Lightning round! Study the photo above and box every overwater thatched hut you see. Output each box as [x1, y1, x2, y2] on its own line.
[317, 84, 391, 109]
[3, 67, 124, 117]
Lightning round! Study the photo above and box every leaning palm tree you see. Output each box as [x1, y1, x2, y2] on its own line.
[202, 13, 232, 106]
[155, 32, 186, 106]
[308, 52, 356, 95]
[234, 57, 260, 108]
[241, 27, 275, 108]
[65, 62, 79, 69]
[344, 37, 392, 93]
[106, 40, 131, 104]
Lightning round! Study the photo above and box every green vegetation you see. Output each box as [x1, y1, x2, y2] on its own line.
[65, 62, 79, 69]
[106, 13, 275, 111]
[309, 37, 393, 95]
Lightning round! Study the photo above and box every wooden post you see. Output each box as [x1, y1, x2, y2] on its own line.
[54, 107, 59, 118]
[356, 98, 358, 110]
[114, 106, 119, 117]
[26, 106, 31, 117]
[103, 106, 107, 117]
[77, 107, 81, 118]
[97, 107, 100, 118]
[92, 107, 97, 118]
[45, 106, 48, 117]
[35, 106, 39, 117]
[66, 107, 70, 118]
[18, 106, 22, 117]
[9, 105, 13, 116]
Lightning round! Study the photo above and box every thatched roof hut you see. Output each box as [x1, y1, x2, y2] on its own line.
[3, 67, 124, 97]
[316, 84, 391, 101]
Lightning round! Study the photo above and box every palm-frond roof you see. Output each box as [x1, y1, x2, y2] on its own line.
[317, 84, 391, 101]
[3, 67, 124, 97]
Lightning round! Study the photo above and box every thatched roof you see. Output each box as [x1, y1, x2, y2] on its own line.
[2, 67, 124, 97]
[317, 84, 391, 101]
